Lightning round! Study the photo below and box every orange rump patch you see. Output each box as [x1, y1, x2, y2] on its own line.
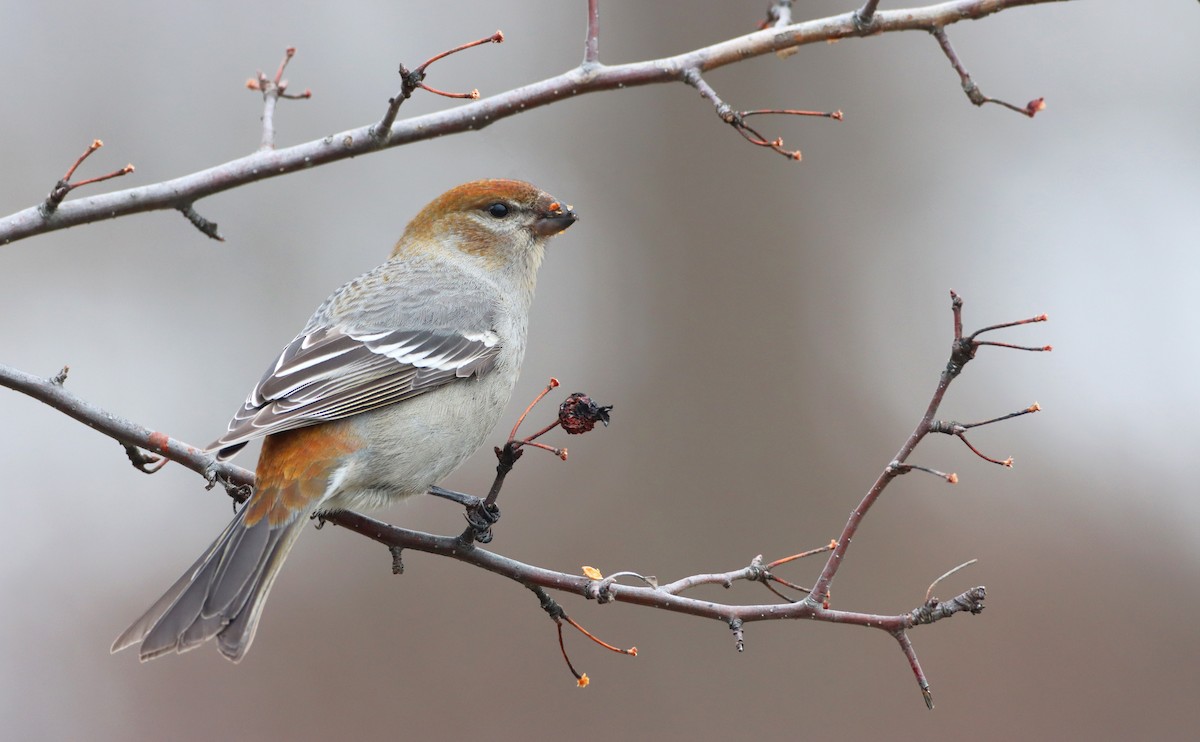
[244, 423, 361, 527]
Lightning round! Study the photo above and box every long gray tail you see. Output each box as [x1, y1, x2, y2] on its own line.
[112, 505, 310, 662]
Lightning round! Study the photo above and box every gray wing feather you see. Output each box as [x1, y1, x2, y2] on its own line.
[208, 261, 502, 456]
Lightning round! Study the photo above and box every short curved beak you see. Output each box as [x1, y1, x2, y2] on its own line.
[533, 201, 578, 237]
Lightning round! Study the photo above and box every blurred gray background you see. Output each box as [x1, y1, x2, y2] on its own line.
[2, 1, 1197, 740]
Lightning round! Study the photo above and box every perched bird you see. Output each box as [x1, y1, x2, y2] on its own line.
[113, 179, 576, 662]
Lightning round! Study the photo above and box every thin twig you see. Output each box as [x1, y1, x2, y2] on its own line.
[932, 27, 1046, 117]
[684, 68, 840, 161]
[959, 403, 1041, 429]
[893, 631, 934, 710]
[764, 541, 838, 569]
[563, 615, 637, 657]
[583, 0, 600, 65]
[177, 203, 225, 241]
[247, 47, 311, 151]
[61, 140, 103, 183]
[509, 378, 561, 440]
[955, 433, 1013, 467]
[41, 140, 134, 217]
[925, 559, 978, 603]
[765, 574, 812, 595]
[375, 31, 503, 144]
[895, 463, 959, 483]
[730, 618, 745, 652]
[968, 313, 1049, 338]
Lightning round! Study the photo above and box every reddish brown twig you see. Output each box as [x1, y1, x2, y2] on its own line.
[932, 27, 1045, 117]
[41, 140, 134, 216]
[500, 377, 569, 459]
[894, 631, 934, 709]
[764, 541, 838, 570]
[532, 585, 634, 687]
[564, 614, 637, 657]
[374, 31, 504, 144]
[683, 69, 842, 161]
[955, 434, 1013, 467]
[60, 140, 101, 183]
[760, 544, 840, 600]
[509, 377, 561, 441]
[458, 380, 610, 544]
[895, 463, 959, 483]
[415, 31, 505, 80]
[929, 400, 1042, 466]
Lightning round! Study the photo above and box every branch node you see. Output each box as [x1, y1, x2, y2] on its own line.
[41, 141, 135, 216]
[248, 47, 311, 151]
[853, 1, 881, 32]
[910, 586, 987, 626]
[743, 554, 765, 582]
[376, 31, 505, 145]
[177, 203, 225, 241]
[684, 68, 837, 162]
[591, 577, 616, 604]
[729, 617, 745, 652]
[457, 378, 581, 543]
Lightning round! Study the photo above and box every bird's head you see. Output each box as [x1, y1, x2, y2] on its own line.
[393, 179, 577, 277]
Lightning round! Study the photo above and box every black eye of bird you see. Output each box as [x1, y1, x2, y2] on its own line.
[486, 202, 509, 219]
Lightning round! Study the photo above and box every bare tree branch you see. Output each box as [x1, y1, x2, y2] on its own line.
[0, 0, 1068, 246]
[0, 292, 1046, 706]
[1, 1, 1067, 705]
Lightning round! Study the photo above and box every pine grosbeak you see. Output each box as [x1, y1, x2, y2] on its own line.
[113, 179, 576, 662]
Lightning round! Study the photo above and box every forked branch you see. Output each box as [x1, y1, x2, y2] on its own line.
[1, 0, 1071, 246]
[0, 291, 1047, 707]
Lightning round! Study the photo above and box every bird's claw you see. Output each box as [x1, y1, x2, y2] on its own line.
[464, 502, 500, 543]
